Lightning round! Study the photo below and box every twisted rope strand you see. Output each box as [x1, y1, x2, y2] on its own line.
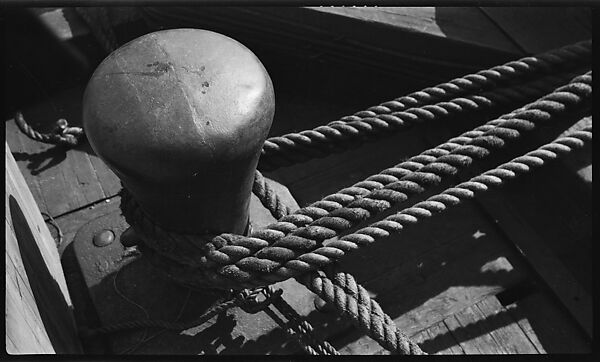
[253, 170, 293, 219]
[14, 112, 84, 147]
[311, 126, 593, 264]
[196, 72, 590, 286]
[250, 69, 579, 222]
[302, 270, 425, 355]
[134, 71, 586, 272]
[258, 40, 591, 171]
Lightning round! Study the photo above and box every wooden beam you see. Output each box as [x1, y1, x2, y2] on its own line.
[5, 142, 82, 354]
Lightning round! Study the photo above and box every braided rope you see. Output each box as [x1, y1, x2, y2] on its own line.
[302, 270, 425, 355]
[14, 112, 84, 147]
[192, 72, 591, 287]
[258, 40, 591, 171]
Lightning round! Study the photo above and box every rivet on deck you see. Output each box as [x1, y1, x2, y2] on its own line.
[93, 229, 115, 247]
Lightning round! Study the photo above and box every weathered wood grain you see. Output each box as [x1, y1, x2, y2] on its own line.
[475, 296, 538, 354]
[5, 143, 82, 354]
[477, 195, 592, 339]
[412, 320, 464, 355]
[445, 303, 507, 354]
[479, 7, 591, 54]
[337, 250, 525, 354]
[505, 293, 591, 353]
[417, 104, 592, 340]
[5, 86, 121, 218]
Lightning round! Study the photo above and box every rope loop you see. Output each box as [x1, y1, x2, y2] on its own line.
[15, 112, 85, 147]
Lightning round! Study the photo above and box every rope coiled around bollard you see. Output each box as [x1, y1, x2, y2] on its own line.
[127, 71, 589, 273]
[253, 170, 293, 220]
[121, 73, 591, 355]
[258, 40, 591, 171]
[193, 72, 591, 286]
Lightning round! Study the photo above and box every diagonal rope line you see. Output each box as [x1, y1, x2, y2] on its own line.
[189, 72, 591, 288]
[258, 40, 591, 171]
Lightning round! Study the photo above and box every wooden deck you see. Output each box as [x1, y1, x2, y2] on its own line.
[5, 6, 592, 355]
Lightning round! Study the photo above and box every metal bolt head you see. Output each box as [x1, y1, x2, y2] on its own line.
[93, 229, 115, 247]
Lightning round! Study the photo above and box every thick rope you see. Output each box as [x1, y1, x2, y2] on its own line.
[303, 269, 425, 355]
[14, 111, 85, 147]
[191, 72, 591, 287]
[169, 124, 592, 291]
[258, 40, 591, 171]
[253, 170, 293, 220]
[302, 126, 593, 266]
[128, 71, 589, 275]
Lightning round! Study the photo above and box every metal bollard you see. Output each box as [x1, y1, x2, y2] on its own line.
[82, 29, 275, 236]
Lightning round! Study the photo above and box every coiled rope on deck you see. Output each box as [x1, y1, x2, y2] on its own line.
[258, 40, 591, 171]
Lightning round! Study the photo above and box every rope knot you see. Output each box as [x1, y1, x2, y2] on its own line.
[54, 118, 85, 146]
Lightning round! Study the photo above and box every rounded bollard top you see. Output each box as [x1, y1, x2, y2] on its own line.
[82, 29, 275, 234]
[83, 28, 275, 184]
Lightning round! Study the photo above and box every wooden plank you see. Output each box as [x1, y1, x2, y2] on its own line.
[6, 143, 73, 297]
[445, 305, 506, 354]
[5, 86, 121, 217]
[6, 249, 52, 354]
[337, 244, 526, 354]
[474, 297, 538, 354]
[556, 116, 592, 186]
[477, 195, 592, 338]
[412, 320, 464, 355]
[504, 303, 545, 353]
[33, 7, 141, 42]
[479, 7, 591, 54]
[416, 105, 592, 340]
[311, 7, 523, 55]
[505, 292, 591, 353]
[5, 142, 82, 353]
[141, 7, 521, 87]
[5, 118, 53, 215]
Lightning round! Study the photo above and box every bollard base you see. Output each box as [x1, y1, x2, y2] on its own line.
[69, 177, 345, 354]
